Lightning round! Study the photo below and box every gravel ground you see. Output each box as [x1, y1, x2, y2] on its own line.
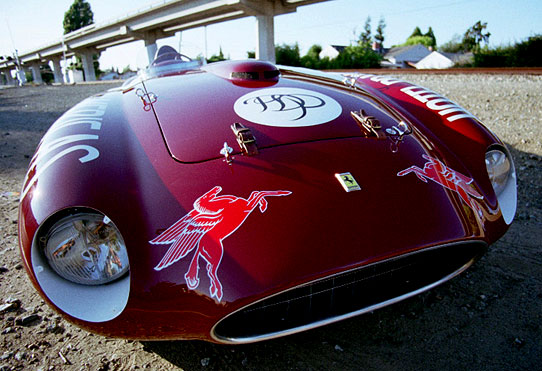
[0, 74, 541, 371]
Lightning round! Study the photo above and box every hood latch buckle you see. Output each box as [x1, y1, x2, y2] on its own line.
[351, 110, 386, 140]
[231, 122, 259, 156]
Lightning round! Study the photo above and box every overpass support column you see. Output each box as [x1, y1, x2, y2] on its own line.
[80, 50, 96, 81]
[51, 58, 64, 84]
[3, 70, 15, 85]
[145, 35, 158, 66]
[256, 15, 275, 63]
[30, 63, 43, 84]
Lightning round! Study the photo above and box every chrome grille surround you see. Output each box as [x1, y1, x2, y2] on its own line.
[212, 241, 487, 344]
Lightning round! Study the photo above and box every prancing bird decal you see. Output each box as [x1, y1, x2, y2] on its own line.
[397, 154, 483, 209]
[150, 186, 292, 301]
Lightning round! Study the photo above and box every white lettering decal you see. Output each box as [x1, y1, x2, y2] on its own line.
[400, 86, 441, 103]
[22, 145, 100, 199]
[49, 118, 102, 133]
[400, 86, 475, 123]
[22, 97, 110, 201]
[369, 75, 401, 86]
[426, 98, 458, 111]
[32, 134, 99, 164]
[64, 101, 108, 118]
[356, 77, 477, 124]
[447, 113, 476, 122]
[353, 73, 402, 86]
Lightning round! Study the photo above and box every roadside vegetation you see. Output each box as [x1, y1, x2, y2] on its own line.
[239, 19, 541, 70]
[11, 0, 542, 85]
[472, 35, 542, 67]
[439, 21, 542, 68]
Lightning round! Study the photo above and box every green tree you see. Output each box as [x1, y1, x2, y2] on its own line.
[473, 45, 513, 67]
[300, 44, 322, 69]
[425, 27, 436, 49]
[403, 36, 434, 48]
[513, 34, 542, 66]
[473, 34, 542, 67]
[307, 44, 322, 59]
[375, 17, 386, 47]
[462, 21, 490, 52]
[63, 0, 99, 78]
[63, 0, 94, 34]
[207, 47, 227, 63]
[409, 27, 423, 38]
[359, 16, 372, 46]
[440, 34, 463, 53]
[401, 27, 436, 49]
[275, 43, 301, 66]
[331, 45, 381, 69]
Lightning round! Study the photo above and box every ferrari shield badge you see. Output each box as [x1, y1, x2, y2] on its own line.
[150, 186, 291, 302]
[335, 172, 361, 192]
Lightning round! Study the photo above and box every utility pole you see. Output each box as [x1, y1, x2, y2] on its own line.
[5, 18, 26, 85]
[62, 37, 69, 83]
[204, 25, 208, 60]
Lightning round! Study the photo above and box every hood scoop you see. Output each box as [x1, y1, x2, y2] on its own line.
[203, 60, 280, 87]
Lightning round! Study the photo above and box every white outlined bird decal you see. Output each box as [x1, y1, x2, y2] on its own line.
[151, 186, 292, 301]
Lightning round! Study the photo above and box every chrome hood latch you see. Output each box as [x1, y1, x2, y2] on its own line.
[231, 122, 259, 156]
[350, 110, 386, 140]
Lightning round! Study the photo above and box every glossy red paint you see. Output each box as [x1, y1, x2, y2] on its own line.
[398, 155, 483, 209]
[18, 59, 513, 342]
[151, 186, 292, 302]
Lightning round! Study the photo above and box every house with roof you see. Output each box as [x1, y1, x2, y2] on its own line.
[383, 44, 432, 68]
[415, 51, 473, 69]
[319, 45, 347, 59]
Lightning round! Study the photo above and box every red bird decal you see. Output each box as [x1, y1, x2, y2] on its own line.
[397, 154, 483, 209]
[150, 186, 292, 301]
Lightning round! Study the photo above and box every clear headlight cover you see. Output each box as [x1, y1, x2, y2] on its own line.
[42, 212, 129, 285]
[485, 148, 517, 224]
[485, 149, 511, 196]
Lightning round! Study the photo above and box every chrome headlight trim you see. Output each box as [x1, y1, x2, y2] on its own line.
[485, 147, 517, 224]
[41, 212, 129, 285]
[31, 208, 130, 322]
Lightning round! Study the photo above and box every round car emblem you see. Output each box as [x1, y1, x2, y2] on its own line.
[234, 87, 342, 127]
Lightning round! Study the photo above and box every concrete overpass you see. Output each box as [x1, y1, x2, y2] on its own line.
[0, 0, 330, 85]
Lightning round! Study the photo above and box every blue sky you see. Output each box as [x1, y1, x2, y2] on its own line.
[1, 0, 540, 70]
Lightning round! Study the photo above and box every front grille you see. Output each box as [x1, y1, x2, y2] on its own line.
[212, 241, 486, 343]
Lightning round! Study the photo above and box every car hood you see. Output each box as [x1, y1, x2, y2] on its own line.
[121, 64, 497, 305]
[141, 61, 407, 163]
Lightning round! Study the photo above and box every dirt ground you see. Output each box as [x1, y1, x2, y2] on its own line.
[0, 74, 541, 371]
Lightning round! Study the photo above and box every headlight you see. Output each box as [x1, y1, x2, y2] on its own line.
[42, 212, 129, 285]
[485, 148, 517, 224]
[485, 150, 511, 195]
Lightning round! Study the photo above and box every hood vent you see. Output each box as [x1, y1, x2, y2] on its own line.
[203, 60, 280, 84]
[230, 69, 280, 81]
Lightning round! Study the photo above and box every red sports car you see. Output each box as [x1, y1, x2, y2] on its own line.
[18, 47, 516, 343]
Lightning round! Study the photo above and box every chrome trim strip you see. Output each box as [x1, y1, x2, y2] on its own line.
[211, 241, 486, 344]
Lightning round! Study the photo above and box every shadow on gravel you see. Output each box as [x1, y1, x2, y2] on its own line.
[0, 84, 121, 173]
[142, 147, 542, 371]
[0, 110, 64, 132]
